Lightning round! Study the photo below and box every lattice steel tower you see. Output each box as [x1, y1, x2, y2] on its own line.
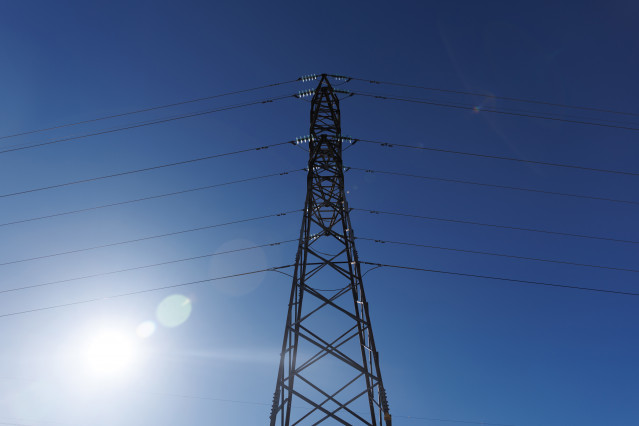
[270, 75, 392, 425]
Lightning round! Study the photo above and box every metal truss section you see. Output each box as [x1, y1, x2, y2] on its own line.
[270, 75, 391, 425]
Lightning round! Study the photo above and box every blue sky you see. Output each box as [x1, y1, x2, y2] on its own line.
[0, 1, 638, 425]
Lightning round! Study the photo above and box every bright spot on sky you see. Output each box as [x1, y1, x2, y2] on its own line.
[136, 321, 156, 338]
[156, 294, 192, 327]
[85, 330, 136, 375]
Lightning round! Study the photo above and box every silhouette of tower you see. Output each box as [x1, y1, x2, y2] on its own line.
[270, 74, 392, 425]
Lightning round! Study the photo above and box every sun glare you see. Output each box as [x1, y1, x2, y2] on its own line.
[85, 330, 136, 375]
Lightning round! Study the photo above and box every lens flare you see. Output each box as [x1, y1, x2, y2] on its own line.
[156, 294, 192, 327]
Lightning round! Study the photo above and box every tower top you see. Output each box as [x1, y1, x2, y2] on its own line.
[310, 74, 341, 141]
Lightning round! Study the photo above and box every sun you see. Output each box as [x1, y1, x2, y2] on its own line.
[85, 330, 136, 375]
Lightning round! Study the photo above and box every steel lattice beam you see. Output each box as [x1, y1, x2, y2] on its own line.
[270, 74, 392, 425]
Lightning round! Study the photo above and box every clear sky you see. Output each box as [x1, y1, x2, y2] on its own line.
[0, 1, 638, 425]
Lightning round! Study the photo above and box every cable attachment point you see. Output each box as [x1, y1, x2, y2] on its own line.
[295, 135, 316, 144]
[296, 89, 316, 98]
[329, 74, 352, 82]
[339, 136, 354, 144]
[334, 89, 353, 98]
[299, 74, 319, 82]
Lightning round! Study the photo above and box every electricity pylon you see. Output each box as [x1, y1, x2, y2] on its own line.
[270, 74, 392, 425]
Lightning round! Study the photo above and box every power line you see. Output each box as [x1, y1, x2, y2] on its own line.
[349, 167, 639, 206]
[0, 141, 292, 199]
[349, 89, 639, 129]
[356, 138, 639, 177]
[357, 237, 639, 274]
[343, 75, 639, 118]
[0, 391, 514, 426]
[0, 239, 298, 295]
[1, 104, 270, 153]
[351, 91, 639, 132]
[0, 419, 78, 426]
[0, 95, 293, 155]
[392, 414, 514, 425]
[0, 210, 299, 267]
[0, 266, 292, 319]
[360, 261, 639, 297]
[354, 208, 639, 245]
[0, 170, 301, 228]
[0, 263, 343, 319]
[139, 392, 514, 426]
[0, 79, 299, 141]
